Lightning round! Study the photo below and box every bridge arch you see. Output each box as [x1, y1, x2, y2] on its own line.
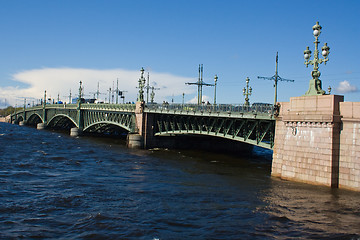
[14, 115, 24, 124]
[26, 113, 43, 126]
[47, 114, 78, 129]
[83, 121, 131, 136]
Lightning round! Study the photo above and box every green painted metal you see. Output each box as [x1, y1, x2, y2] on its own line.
[11, 103, 136, 133]
[214, 75, 218, 105]
[243, 77, 252, 106]
[11, 102, 275, 149]
[152, 111, 275, 149]
[77, 81, 83, 129]
[137, 68, 146, 102]
[82, 110, 135, 132]
[303, 21, 330, 96]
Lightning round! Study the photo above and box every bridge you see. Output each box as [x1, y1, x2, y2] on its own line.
[10, 101, 276, 150]
[7, 21, 360, 192]
[9, 94, 360, 192]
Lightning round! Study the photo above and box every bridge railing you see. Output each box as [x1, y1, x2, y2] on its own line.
[145, 103, 274, 116]
[44, 104, 77, 109]
[80, 103, 136, 111]
[18, 103, 136, 112]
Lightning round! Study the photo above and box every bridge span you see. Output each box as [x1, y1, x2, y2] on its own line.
[10, 101, 276, 150]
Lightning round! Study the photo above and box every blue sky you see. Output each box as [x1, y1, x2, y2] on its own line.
[0, 0, 359, 107]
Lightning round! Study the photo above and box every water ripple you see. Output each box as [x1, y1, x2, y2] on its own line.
[1, 123, 360, 239]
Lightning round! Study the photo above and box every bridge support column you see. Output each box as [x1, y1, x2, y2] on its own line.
[272, 95, 343, 188]
[127, 133, 144, 149]
[70, 127, 83, 137]
[19, 121, 26, 126]
[127, 101, 149, 149]
[37, 123, 47, 130]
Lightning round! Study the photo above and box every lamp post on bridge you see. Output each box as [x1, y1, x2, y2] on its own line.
[303, 21, 330, 96]
[77, 81, 83, 130]
[243, 77, 252, 107]
[137, 67, 146, 102]
[214, 75, 218, 105]
[43, 90, 46, 123]
[77, 81, 83, 106]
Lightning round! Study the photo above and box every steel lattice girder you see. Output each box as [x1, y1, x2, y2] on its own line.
[82, 110, 135, 132]
[154, 114, 275, 149]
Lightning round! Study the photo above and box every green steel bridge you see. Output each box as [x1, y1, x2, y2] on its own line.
[11, 102, 276, 149]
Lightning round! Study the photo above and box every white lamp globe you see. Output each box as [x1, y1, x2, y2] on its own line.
[313, 29, 320, 37]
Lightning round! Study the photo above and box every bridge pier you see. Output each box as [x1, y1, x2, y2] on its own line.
[19, 121, 26, 126]
[127, 101, 149, 149]
[70, 127, 83, 137]
[37, 123, 47, 130]
[127, 133, 144, 149]
[272, 95, 343, 188]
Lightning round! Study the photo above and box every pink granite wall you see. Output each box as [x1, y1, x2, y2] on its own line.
[272, 95, 343, 187]
[338, 102, 360, 191]
[135, 101, 145, 135]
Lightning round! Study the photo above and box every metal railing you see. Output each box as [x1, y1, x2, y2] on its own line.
[20, 103, 136, 112]
[145, 103, 275, 115]
[80, 103, 136, 111]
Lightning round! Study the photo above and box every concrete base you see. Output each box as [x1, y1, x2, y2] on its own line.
[127, 133, 144, 149]
[19, 121, 26, 126]
[70, 128, 83, 137]
[37, 123, 46, 130]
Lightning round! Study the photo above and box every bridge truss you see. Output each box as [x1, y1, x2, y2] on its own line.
[153, 113, 275, 149]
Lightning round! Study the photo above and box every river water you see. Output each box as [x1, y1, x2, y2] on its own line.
[0, 122, 359, 239]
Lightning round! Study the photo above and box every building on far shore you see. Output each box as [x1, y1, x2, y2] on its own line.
[0, 115, 11, 123]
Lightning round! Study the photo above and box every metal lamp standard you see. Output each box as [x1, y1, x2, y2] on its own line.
[137, 68, 146, 102]
[243, 77, 252, 106]
[214, 75, 218, 105]
[304, 21, 330, 96]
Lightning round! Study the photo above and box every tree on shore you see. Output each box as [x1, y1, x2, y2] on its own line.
[0, 106, 22, 117]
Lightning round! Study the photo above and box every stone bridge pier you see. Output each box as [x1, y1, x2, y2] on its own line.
[272, 95, 360, 191]
[127, 102, 157, 149]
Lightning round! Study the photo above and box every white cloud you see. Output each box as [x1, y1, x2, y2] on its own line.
[187, 95, 212, 104]
[336, 80, 358, 93]
[0, 67, 197, 106]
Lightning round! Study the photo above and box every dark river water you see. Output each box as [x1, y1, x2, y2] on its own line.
[1, 122, 360, 239]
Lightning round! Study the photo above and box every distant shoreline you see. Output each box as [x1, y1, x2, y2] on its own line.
[0, 116, 10, 123]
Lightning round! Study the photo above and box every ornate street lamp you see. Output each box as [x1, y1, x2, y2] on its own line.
[243, 77, 252, 106]
[77, 81, 83, 106]
[213, 74, 218, 105]
[137, 67, 146, 102]
[303, 21, 330, 96]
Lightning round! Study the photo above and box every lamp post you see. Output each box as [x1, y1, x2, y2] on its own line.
[150, 87, 155, 103]
[243, 77, 252, 106]
[303, 21, 330, 96]
[150, 86, 160, 103]
[77, 81, 83, 106]
[214, 75, 218, 105]
[137, 67, 146, 102]
[42, 90, 47, 124]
